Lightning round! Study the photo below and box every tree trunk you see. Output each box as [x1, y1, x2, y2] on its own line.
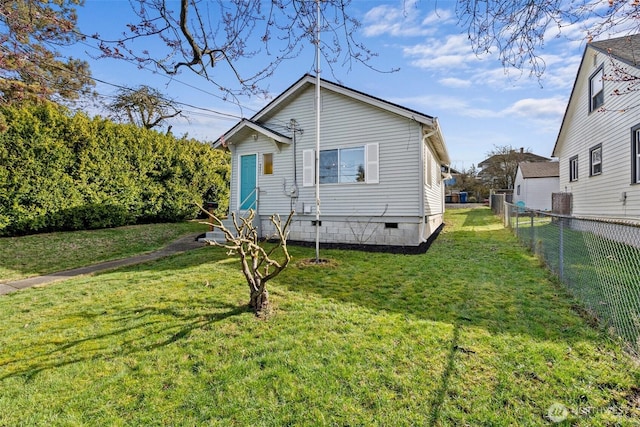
[249, 287, 269, 315]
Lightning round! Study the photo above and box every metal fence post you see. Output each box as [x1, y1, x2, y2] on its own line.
[530, 214, 534, 251]
[558, 218, 564, 280]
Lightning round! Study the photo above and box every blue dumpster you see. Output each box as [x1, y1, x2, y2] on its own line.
[459, 192, 468, 203]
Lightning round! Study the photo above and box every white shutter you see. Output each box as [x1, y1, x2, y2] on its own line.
[303, 149, 315, 187]
[365, 143, 379, 184]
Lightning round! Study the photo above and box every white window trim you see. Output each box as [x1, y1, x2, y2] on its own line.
[590, 144, 602, 176]
[590, 66, 604, 112]
[569, 155, 579, 182]
[633, 127, 640, 184]
[303, 144, 379, 186]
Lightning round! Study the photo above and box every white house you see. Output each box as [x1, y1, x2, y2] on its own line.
[513, 162, 559, 211]
[552, 35, 640, 220]
[210, 74, 450, 249]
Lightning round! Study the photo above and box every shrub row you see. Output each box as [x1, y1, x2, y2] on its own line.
[0, 102, 230, 236]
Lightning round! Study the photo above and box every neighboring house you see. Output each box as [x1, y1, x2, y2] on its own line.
[478, 148, 550, 190]
[210, 74, 450, 248]
[513, 162, 559, 211]
[553, 34, 640, 220]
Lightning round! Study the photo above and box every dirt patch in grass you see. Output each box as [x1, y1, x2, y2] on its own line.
[296, 258, 338, 268]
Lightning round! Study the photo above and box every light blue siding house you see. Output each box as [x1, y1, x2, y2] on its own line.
[211, 74, 450, 249]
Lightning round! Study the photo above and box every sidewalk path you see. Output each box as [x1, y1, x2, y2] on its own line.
[0, 232, 205, 296]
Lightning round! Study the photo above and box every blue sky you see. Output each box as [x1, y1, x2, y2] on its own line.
[64, 0, 606, 170]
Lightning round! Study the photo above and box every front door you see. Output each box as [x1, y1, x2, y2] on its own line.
[239, 154, 257, 210]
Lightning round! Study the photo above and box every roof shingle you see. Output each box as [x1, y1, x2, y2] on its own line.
[519, 161, 559, 179]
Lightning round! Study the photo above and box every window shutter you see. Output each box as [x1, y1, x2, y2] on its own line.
[365, 143, 379, 184]
[303, 149, 315, 187]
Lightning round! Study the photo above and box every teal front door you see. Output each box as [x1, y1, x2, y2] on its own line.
[239, 154, 257, 210]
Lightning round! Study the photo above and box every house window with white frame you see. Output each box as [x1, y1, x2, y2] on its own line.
[589, 66, 604, 112]
[425, 146, 432, 187]
[303, 144, 378, 186]
[319, 147, 364, 183]
[633, 125, 640, 184]
[569, 155, 579, 182]
[590, 144, 602, 176]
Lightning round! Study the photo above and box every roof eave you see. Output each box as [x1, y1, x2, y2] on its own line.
[213, 119, 291, 148]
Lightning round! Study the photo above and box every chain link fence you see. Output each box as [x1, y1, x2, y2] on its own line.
[500, 202, 640, 357]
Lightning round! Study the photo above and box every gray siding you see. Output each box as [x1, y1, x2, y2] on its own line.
[227, 83, 447, 246]
[556, 48, 640, 219]
[255, 86, 425, 217]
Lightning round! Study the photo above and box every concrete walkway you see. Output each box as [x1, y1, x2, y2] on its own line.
[0, 232, 205, 296]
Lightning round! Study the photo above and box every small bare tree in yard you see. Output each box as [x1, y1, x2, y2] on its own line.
[202, 208, 294, 316]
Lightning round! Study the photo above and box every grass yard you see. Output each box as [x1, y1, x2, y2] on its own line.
[0, 221, 207, 282]
[0, 208, 638, 425]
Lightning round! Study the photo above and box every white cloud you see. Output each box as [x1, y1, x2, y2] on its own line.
[362, 2, 450, 37]
[421, 9, 455, 26]
[502, 97, 567, 119]
[439, 77, 472, 88]
[403, 34, 479, 70]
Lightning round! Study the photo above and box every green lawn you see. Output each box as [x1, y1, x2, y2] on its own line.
[0, 208, 638, 425]
[0, 221, 207, 282]
[512, 215, 640, 352]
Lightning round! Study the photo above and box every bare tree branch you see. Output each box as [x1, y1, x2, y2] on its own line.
[200, 206, 294, 315]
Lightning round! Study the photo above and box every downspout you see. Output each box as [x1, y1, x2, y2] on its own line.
[419, 126, 428, 242]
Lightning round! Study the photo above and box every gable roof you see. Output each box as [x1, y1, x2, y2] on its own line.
[518, 161, 559, 179]
[215, 74, 450, 164]
[221, 119, 292, 146]
[590, 35, 640, 68]
[552, 34, 640, 157]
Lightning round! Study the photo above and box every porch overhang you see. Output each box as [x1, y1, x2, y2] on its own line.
[214, 119, 291, 150]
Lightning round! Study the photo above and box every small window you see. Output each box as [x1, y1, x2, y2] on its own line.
[589, 66, 604, 112]
[633, 125, 640, 184]
[516, 185, 521, 196]
[263, 153, 273, 175]
[425, 147, 432, 187]
[590, 145, 602, 176]
[569, 155, 579, 182]
[385, 222, 398, 229]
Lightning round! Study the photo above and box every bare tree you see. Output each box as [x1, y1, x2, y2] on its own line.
[108, 85, 182, 130]
[478, 145, 548, 190]
[202, 208, 294, 316]
[455, 0, 640, 79]
[89, 0, 395, 98]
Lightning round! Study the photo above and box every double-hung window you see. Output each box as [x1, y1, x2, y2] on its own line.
[590, 144, 602, 176]
[569, 155, 579, 182]
[633, 125, 640, 184]
[589, 66, 604, 112]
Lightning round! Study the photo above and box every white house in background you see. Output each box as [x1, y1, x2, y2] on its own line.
[553, 34, 640, 220]
[211, 74, 450, 249]
[513, 162, 559, 211]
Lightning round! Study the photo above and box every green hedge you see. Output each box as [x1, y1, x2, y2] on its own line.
[0, 102, 230, 236]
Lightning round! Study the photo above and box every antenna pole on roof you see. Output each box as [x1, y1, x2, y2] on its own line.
[314, 0, 321, 263]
